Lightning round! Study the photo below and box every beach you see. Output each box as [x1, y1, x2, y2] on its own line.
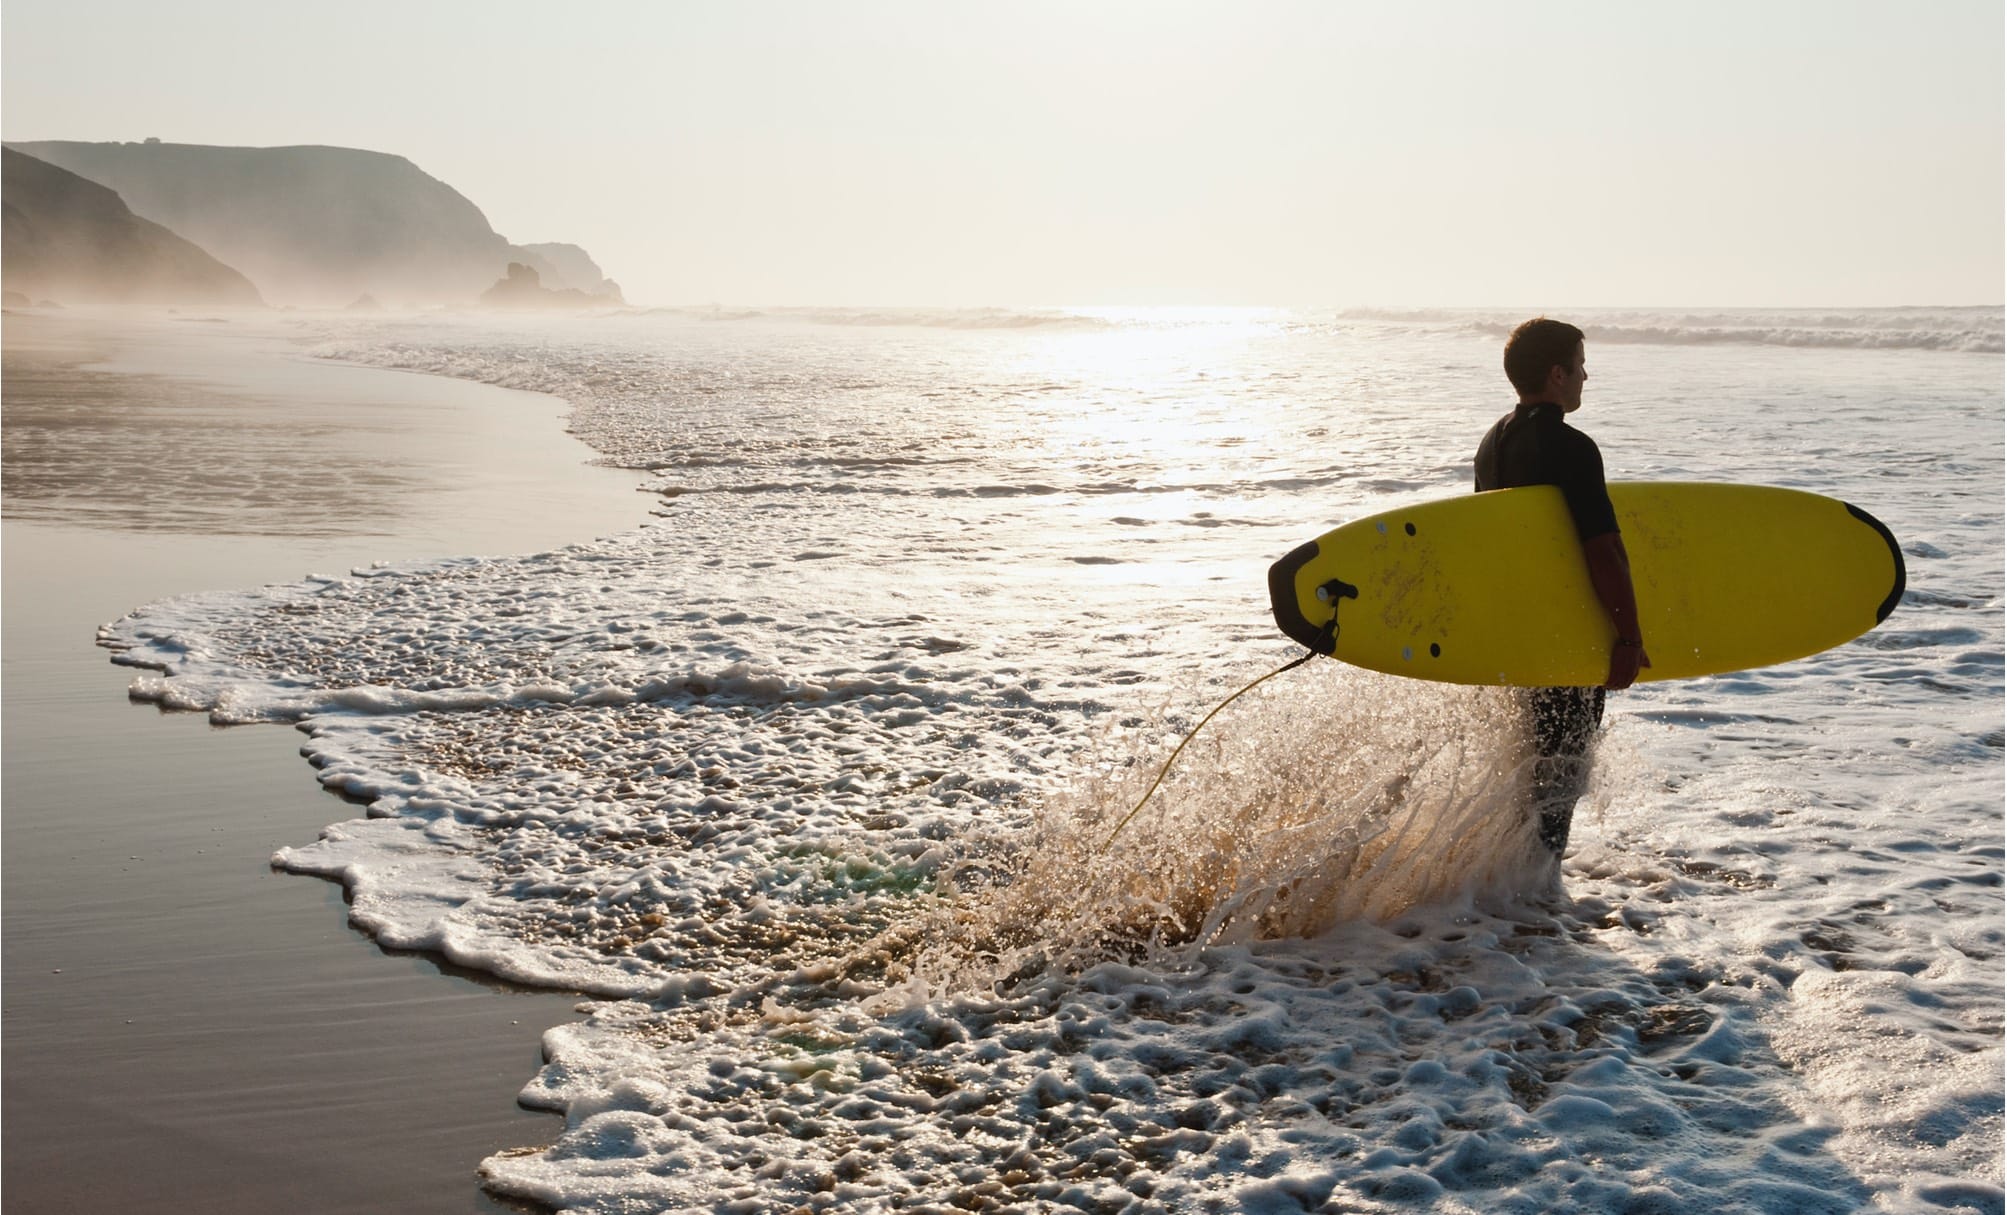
[3, 2, 1998, 1207]
[2, 309, 648, 1213]
[6, 304, 2000, 1213]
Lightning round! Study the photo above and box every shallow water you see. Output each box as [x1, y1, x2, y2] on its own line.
[102, 306, 2003, 1212]
[1, 313, 655, 1214]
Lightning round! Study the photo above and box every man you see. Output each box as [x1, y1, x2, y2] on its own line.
[1474, 318, 1650, 856]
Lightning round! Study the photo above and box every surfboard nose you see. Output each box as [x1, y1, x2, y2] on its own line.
[1842, 502, 1907, 624]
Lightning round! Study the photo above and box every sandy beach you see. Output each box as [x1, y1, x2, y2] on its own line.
[2, 309, 648, 1213]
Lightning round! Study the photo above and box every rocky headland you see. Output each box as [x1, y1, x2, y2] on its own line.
[4, 139, 624, 309]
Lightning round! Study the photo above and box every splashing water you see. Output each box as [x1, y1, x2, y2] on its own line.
[880, 663, 1562, 996]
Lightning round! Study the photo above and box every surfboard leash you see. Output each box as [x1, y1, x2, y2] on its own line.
[1098, 614, 1337, 851]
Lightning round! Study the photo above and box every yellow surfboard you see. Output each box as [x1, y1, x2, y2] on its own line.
[1268, 483, 1905, 687]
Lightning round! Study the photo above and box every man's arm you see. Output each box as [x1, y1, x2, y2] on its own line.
[1582, 531, 1651, 690]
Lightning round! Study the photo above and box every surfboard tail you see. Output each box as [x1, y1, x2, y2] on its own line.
[1269, 539, 1336, 654]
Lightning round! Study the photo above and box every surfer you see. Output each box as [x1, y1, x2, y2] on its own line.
[1475, 318, 1650, 855]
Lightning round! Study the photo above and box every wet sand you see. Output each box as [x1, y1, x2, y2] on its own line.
[2, 310, 649, 1213]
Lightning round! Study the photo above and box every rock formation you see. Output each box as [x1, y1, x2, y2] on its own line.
[515, 242, 625, 302]
[479, 262, 613, 309]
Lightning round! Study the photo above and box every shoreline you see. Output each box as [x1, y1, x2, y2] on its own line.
[2, 310, 648, 1213]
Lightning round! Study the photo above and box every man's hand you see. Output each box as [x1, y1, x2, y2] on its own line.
[1582, 532, 1649, 690]
[1605, 639, 1651, 690]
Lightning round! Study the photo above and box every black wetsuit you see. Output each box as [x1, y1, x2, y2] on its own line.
[1474, 402, 1616, 855]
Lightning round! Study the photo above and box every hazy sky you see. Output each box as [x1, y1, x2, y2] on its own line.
[5, 1, 2001, 308]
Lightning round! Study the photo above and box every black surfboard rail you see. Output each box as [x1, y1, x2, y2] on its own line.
[1843, 501, 1907, 624]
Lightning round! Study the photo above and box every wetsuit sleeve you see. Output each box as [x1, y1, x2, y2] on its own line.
[1474, 423, 1498, 492]
[1555, 430, 1620, 541]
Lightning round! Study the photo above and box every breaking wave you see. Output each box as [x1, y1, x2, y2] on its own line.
[1329, 306, 2005, 353]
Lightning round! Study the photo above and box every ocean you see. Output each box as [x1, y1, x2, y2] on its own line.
[99, 306, 2002, 1213]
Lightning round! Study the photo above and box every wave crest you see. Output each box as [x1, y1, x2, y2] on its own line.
[1332, 307, 2005, 354]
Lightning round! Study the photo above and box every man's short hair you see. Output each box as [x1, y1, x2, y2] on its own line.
[1503, 318, 1585, 397]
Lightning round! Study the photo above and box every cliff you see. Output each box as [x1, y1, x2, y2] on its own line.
[6, 140, 618, 308]
[1, 147, 264, 306]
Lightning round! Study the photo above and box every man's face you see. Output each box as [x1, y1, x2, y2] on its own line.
[1553, 343, 1588, 413]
